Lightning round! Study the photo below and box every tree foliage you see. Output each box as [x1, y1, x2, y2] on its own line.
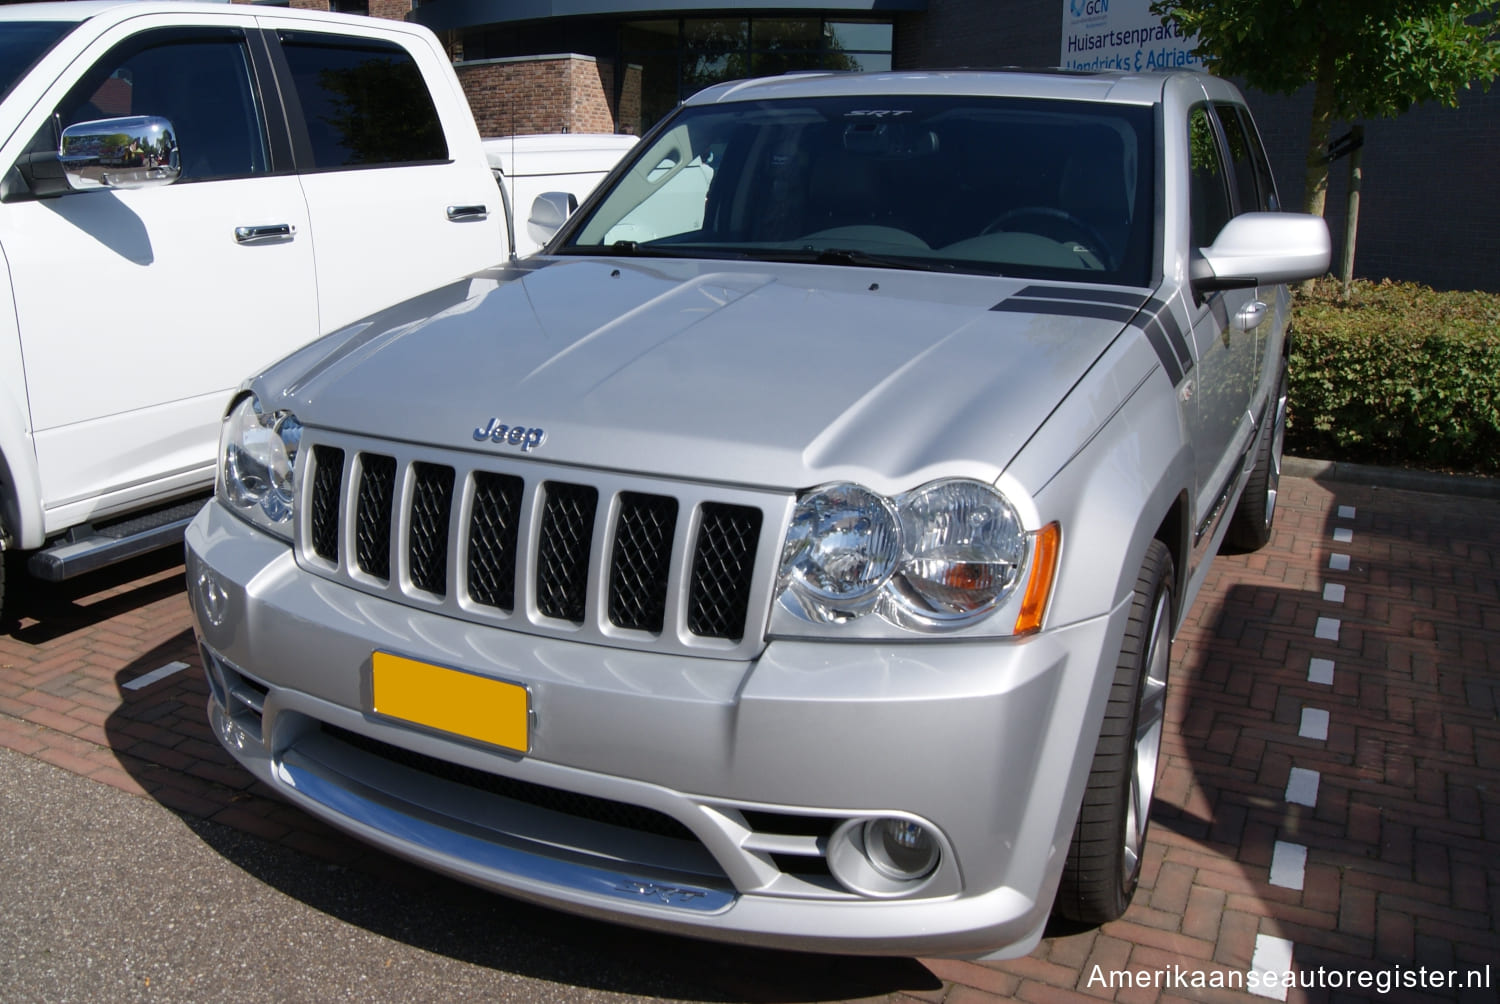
[1151, 1, 1500, 217]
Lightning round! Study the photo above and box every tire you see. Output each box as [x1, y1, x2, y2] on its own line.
[1225, 363, 1288, 552]
[1055, 539, 1174, 925]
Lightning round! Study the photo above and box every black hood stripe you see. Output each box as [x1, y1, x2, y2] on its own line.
[1013, 285, 1150, 308]
[991, 298, 1139, 324]
[992, 289, 1195, 387]
[1140, 298, 1194, 377]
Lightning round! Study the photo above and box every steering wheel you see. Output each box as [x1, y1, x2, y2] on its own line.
[981, 206, 1114, 269]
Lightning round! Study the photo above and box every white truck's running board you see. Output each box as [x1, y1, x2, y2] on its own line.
[28, 497, 209, 582]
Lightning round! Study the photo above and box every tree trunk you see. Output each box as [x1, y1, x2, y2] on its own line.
[1297, 39, 1341, 292]
[1302, 40, 1341, 219]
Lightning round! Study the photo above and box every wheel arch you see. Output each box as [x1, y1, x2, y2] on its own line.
[0, 401, 43, 550]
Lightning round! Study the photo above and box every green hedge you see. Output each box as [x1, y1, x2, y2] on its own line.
[1287, 279, 1500, 474]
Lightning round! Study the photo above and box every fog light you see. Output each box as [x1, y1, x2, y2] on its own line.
[864, 818, 940, 880]
[197, 569, 228, 627]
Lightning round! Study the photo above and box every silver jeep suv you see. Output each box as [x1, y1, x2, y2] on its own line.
[185, 69, 1328, 959]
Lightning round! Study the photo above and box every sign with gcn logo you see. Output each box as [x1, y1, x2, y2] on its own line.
[1060, 0, 1201, 73]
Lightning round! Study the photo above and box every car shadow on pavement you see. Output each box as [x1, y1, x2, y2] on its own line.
[2, 548, 186, 644]
[1132, 481, 1499, 995]
[100, 634, 942, 1002]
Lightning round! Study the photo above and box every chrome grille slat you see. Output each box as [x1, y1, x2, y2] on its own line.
[295, 433, 791, 661]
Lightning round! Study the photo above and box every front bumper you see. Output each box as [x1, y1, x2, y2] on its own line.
[185, 500, 1129, 959]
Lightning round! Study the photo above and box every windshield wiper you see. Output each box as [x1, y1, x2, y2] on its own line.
[742, 247, 956, 273]
[555, 240, 748, 260]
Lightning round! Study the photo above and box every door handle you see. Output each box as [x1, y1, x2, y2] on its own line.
[1233, 300, 1268, 331]
[234, 223, 294, 245]
[446, 204, 489, 222]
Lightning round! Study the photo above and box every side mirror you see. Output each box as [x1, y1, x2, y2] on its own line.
[1191, 212, 1330, 292]
[60, 115, 180, 192]
[527, 191, 578, 248]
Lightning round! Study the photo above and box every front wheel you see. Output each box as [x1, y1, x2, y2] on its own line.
[1226, 363, 1288, 552]
[1055, 539, 1174, 924]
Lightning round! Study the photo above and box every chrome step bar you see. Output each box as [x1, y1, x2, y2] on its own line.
[28, 496, 209, 581]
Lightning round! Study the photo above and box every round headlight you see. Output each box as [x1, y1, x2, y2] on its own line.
[220, 394, 300, 538]
[886, 479, 1027, 627]
[780, 483, 901, 621]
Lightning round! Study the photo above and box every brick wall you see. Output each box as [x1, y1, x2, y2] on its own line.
[455, 55, 638, 137]
[255, 1, 411, 16]
[368, 0, 412, 20]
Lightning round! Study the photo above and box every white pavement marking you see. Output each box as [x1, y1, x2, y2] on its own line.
[1308, 658, 1335, 685]
[1315, 617, 1341, 641]
[1269, 841, 1308, 890]
[1299, 708, 1330, 741]
[1286, 767, 1320, 807]
[1333, 527, 1353, 543]
[1323, 583, 1346, 603]
[1250, 934, 1296, 1000]
[122, 661, 188, 691]
[1338, 505, 1356, 519]
[1329, 553, 1351, 571]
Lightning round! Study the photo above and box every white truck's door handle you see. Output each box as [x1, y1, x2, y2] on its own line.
[234, 223, 294, 245]
[1233, 300, 1268, 331]
[446, 204, 489, 222]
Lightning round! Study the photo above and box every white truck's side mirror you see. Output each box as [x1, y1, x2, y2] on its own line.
[60, 115, 180, 192]
[527, 191, 577, 248]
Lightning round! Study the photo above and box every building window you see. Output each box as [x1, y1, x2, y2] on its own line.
[622, 17, 894, 130]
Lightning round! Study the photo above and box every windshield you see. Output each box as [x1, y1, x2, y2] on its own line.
[562, 93, 1156, 286]
[0, 21, 74, 101]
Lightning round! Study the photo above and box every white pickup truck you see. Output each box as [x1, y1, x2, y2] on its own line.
[0, 2, 628, 620]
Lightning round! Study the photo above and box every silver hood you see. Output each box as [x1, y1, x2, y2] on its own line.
[264, 257, 1141, 494]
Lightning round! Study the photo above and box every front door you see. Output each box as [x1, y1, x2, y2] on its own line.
[1184, 102, 1261, 541]
[2, 14, 317, 517]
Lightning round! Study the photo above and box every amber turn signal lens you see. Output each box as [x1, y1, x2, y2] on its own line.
[1014, 522, 1061, 635]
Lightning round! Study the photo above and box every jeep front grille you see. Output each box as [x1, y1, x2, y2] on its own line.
[309, 446, 343, 563]
[298, 435, 789, 660]
[467, 471, 523, 611]
[535, 482, 598, 624]
[608, 493, 678, 634]
[355, 453, 396, 580]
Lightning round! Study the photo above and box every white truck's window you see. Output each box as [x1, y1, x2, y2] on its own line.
[55, 27, 268, 181]
[277, 31, 447, 169]
[0, 21, 73, 99]
[562, 95, 1156, 286]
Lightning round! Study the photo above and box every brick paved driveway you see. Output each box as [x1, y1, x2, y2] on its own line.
[1, 474, 1496, 1002]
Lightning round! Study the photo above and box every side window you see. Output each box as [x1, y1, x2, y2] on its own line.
[1188, 104, 1232, 249]
[277, 31, 447, 169]
[1214, 102, 1280, 213]
[1236, 106, 1280, 211]
[55, 27, 268, 182]
[1213, 103, 1261, 216]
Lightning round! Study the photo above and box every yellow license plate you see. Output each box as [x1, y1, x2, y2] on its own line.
[371, 652, 529, 753]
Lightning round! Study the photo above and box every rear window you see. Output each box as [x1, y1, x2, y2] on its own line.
[278, 31, 447, 169]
